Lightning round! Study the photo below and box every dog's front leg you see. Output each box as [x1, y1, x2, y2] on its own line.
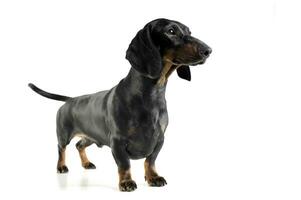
[144, 138, 167, 187]
[111, 138, 137, 192]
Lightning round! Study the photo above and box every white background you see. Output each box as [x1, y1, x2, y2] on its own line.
[0, 0, 300, 199]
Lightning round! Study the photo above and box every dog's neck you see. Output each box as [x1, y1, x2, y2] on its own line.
[120, 67, 167, 99]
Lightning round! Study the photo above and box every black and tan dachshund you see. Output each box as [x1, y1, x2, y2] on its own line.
[28, 18, 211, 191]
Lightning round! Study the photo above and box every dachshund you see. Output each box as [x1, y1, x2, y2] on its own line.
[28, 18, 212, 191]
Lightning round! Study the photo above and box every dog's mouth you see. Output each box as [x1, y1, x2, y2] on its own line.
[172, 57, 207, 66]
[158, 56, 207, 86]
[190, 58, 206, 66]
[162, 57, 206, 76]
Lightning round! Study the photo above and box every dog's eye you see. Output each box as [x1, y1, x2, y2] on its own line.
[168, 28, 175, 35]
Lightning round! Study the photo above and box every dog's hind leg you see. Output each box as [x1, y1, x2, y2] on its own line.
[56, 105, 75, 173]
[56, 128, 72, 173]
[56, 123, 73, 173]
[76, 138, 96, 169]
[57, 144, 69, 173]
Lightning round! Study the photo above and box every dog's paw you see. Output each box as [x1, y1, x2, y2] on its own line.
[57, 165, 69, 173]
[83, 162, 96, 169]
[119, 180, 137, 192]
[146, 176, 167, 187]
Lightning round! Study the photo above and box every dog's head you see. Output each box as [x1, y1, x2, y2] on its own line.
[126, 18, 212, 83]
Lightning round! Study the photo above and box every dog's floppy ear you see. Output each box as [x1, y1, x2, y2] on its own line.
[177, 65, 191, 81]
[126, 25, 162, 78]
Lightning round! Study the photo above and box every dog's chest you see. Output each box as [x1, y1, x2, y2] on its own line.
[127, 107, 162, 137]
[125, 108, 167, 159]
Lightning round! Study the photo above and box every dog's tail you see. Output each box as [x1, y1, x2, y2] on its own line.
[28, 83, 71, 102]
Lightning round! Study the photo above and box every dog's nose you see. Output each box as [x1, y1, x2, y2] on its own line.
[200, 47, 212, 58]
[203, 48, 212, 57]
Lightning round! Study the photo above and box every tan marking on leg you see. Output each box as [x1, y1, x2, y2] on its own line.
[118, 168, 137, 191]
[144, 160, 158, 182]
[118, 168, 132, 182]
[78, 147, 90, 167]
[57, 147, 66, 168]
[144, 160, 167, 186]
